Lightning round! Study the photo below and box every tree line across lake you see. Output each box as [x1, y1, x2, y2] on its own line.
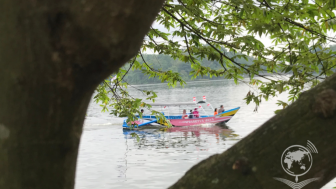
[121, 45, 336, 85]
[122, 50, 255, 84]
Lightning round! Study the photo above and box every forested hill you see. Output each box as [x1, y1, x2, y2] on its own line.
[121, 45, 336, 85]
[123, 51, 255, 84]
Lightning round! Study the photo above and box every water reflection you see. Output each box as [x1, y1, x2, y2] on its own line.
[114, 125, 241, 185]
[116, 125, 240, 183]
[123, 125, 240, 149]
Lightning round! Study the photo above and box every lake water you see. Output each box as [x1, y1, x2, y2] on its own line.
[75, 79, 335, 189]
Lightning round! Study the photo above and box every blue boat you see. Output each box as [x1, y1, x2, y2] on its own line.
[123, 101, 240, 129]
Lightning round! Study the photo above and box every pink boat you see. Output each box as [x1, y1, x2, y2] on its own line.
[169, 116, 232, 126]
[123, 99, 240, 128]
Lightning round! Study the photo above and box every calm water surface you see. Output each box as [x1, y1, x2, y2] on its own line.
[75, 80, 335, 189]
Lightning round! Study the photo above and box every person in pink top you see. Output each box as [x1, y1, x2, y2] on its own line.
[192, 108, 200, 118]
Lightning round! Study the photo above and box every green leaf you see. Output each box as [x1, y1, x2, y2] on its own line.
[274, 109, 282, 114]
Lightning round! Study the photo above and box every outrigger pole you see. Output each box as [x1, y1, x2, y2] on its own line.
[196, 96, 214, 112]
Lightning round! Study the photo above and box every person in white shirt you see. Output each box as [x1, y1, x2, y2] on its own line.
[218, 105, 225, 114]
[182, 109, 188, 119]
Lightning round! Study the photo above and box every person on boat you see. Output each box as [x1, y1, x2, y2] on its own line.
[214, 108, 218, 116]
[140, 109, 144, 114]
[182, 109, 188, 119]
[218, 105, 225, 114]
[193, 108, 200, 118]
[189, 110, 194, 119]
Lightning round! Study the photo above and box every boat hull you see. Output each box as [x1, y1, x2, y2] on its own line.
[168, 107, 240, 126]
[169, 116, 232, 126]
[217, 107, 240, 117]
[122, 107, 240, 128]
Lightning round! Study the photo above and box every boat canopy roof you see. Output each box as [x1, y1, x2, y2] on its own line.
[147, 102, 197, 106]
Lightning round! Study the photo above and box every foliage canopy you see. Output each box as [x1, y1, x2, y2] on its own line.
[95, 0, 336, 125]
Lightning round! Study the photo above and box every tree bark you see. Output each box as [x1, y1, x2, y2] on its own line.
[169, 73, 336, 189]
[0, 0, 164, 188]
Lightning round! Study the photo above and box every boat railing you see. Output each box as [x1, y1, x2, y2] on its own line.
[141, 112, 211, 118]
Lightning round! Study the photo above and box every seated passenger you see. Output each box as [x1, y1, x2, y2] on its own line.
[193, 108, 200, 118]
[189, 110, 194, 119]
[214, 108, 218, 116]
[218, 105, 225, 114]
[182, 109, 188, 119]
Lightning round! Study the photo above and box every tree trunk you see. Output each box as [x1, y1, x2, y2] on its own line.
[169, 73, 336, 189]
[0, 0, 164, 188]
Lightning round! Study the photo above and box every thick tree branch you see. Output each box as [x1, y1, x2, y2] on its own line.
[0, 1, 165, 189]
